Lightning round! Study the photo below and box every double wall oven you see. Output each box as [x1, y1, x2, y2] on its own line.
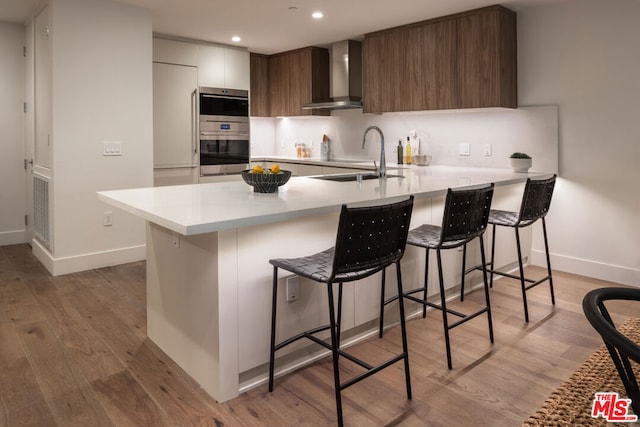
[199, 87, 250, 176]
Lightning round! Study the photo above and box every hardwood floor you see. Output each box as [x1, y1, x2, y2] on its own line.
[0, 243, 636, 426]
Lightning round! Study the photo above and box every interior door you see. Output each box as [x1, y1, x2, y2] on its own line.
[153, 62, 198, 168]
[24, 18, 35, 243]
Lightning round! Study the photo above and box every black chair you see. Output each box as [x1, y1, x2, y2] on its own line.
[461, 175, 556, 322]
[268, 196, 414, 427]
[583, 287, 640, 416]
[381, 184, 494, 370]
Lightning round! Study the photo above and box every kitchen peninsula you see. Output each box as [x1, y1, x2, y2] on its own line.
[98, 165, 541, 403]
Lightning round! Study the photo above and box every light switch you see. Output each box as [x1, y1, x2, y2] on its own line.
[484, 144, 492, 156]
[103, 141, 122, 156]
[459, 143, 470, 156]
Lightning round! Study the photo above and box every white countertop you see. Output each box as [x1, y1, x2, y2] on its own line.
[98, 166, 542, 236]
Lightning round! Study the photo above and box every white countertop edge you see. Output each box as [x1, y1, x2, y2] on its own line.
[98, 166, 549, 236]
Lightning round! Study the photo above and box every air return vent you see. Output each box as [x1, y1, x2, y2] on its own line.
[33, 174, 51, 250]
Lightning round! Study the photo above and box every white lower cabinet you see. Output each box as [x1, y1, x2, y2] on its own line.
[154, 167, 199, 186]
[198, 174, 243, 183]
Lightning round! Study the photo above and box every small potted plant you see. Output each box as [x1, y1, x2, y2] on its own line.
[509, 152, 532, 173]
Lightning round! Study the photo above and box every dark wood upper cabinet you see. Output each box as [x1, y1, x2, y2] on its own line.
[457, 7, 517, 108]
[250, 47, 329, 117]
[250, 53, 269, 117]
[363, 5, 516, 113]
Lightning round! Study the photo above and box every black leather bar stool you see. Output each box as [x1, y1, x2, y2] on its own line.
[461, 175, 556, 322]
[381, 184, 495, 370]
[268, 196, 414, 427]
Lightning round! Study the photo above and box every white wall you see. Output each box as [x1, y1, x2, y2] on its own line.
[261, 106, 558, 173]
[35, 0, 153, 274]
[517, 0, 640, 285]
[0, 23, 26, 246]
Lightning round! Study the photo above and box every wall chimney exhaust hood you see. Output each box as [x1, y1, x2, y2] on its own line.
[303, 40, 362, 110]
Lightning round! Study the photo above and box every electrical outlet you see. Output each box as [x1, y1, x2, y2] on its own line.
[103, 211, 113, 227]
[484, 144, 492, 156]
[286, 276, 300, 302]
[459, 143, 470, 156]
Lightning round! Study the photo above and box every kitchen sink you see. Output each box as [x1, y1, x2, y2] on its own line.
[311, 173, 404, 182]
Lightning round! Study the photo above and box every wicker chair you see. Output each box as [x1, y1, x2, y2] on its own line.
[268, 196, 414, 427]
[381, 184, 495, 370]
[583, 287, 640, 416]
[461, 174, 556, 322]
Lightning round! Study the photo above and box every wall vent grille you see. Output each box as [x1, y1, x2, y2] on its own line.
[33, 175, 51, 250]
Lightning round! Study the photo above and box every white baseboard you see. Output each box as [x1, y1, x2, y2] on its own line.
[532, 248, 640, 287]
[0, 229, 27, 246]
[32, 240, 146, 276]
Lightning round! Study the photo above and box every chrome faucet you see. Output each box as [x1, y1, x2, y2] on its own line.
[362, 125, 386, 178]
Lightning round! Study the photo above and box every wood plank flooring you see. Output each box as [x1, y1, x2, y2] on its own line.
[0, 243, 636, 426]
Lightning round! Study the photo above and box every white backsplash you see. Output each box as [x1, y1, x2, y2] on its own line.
[250, 105, 558, 173]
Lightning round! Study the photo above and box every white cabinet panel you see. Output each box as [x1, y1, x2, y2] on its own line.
[153, 62, 198, 168]
[199, 174, 243, 183]
[197, 45, 226, 88]
[154, 167, 199, 186]
[224, 48, 250, 90]
[153, 38, 198, 66]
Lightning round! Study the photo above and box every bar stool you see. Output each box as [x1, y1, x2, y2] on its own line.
[268, 196, 414, 427]
[381, 184, 495, 370]
[461, 174, 556, 322]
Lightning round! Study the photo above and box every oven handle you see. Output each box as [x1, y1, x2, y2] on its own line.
[200, 93, 248, 101]
[191, 89, 198, 154]
[200, 132, 249, 140]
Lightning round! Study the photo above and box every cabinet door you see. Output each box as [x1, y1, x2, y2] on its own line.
[224, 48, 250, 90]
[197, 45, 226, 88]
[457, 8, 517, 108]
[250, 53, 269, 117]
[363, 33, 398, 113]
[153, 62, 198, 167]
[266, 48, 329, 117]
[268, 54, 290, 117]
[288, 49, 309, 116]
[420, 19, 458, 110]
[153, 38, 198, 66]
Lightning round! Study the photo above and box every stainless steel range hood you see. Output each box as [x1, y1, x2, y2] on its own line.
[303, 40, 362, 110]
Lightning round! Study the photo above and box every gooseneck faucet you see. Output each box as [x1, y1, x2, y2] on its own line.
[362, 125, 386, 178]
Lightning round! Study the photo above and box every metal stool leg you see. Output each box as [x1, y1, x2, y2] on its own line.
[268, 266, 278, 392]
[395, 261, 412, 400]
[379, 269, 386, 338]
[422, 249, 429, 318]
[460, 243, 467, 301]
[326, 281, 343, 426]
[542, 218, 555, 305]
[479, 237, 494, 343]
[514, 227, 530, 322]
[436, 249, 453, 370]
[489, 224, 497, 288]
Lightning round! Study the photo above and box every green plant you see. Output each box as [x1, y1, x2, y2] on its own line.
[509, 152, 531, 159]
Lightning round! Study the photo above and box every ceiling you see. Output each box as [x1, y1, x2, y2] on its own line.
[0, 0, 562, 54]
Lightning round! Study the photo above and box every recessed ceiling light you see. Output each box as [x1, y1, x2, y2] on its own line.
[232, 36, 241, 42]
[312, 11, 324, 19]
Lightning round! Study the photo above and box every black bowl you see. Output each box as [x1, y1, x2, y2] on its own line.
[241, 170, 292, 193]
